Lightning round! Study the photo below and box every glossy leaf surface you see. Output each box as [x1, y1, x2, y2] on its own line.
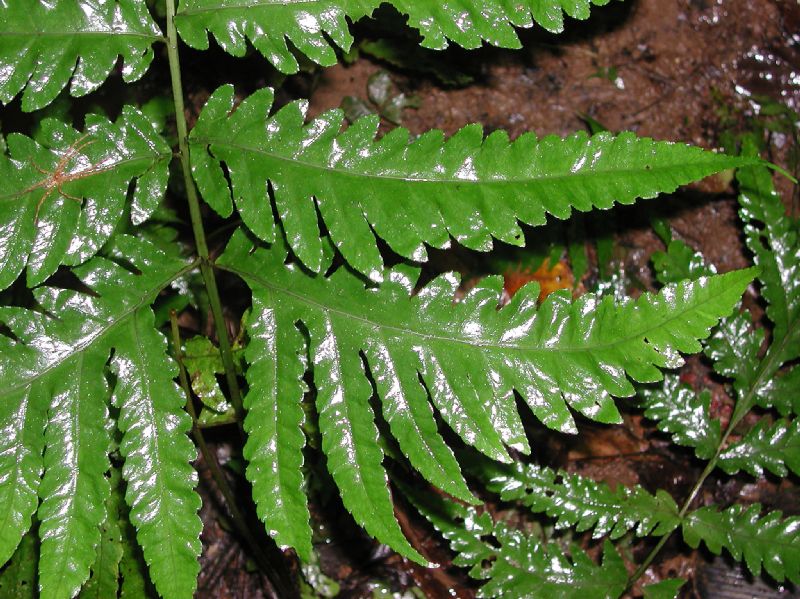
[0, 236, 200, 598]
[639, 375, 721, 461]
[718, 418, 800, 478]
[0, 108, 171, 291]
[683, 504, 800, 584]
[0, 0, 162, 111]
[37, 354, 111, 599]
[219, 230, 752, 558]
[191, 85, 756, 280]
[242, 293, 313, 560]
[110, 310, 202, 599]
[176, 0, 613, 74]
[405, 483, 628, 598]
[468, 458, 681, 539]
[738, 148, 800, 368]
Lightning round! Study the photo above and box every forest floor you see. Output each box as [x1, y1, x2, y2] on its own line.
[179, 1, 799, 597]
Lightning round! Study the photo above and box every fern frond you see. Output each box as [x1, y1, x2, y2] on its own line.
[242, 293, 313, 560]
[642, 578, 686, 599]
[756, 365, 800, 416]
[0, 382, 46, 566]
[0, 0, 162, 111]
[0, 108, 171, 291]
[191, 85, 756, 280]
[37, 353, 112, 599]
[737, 144, 800, 368]
[176, 0, 613, 75]
[718, 418, 800, 478]
[404, 484, 629, 599]
[218, 230, 752, 558]
[703, 311, 762, 394]
[467, 458, 681, 539]
[80, 468, 125, 599]
[639, 375, 721, 460]
[651, 237, 713, 285]
[109, 311, 202, 599]
[683, 504, 800, 584]
[0, 236, 201, 598]
[0, 526, 37, 599]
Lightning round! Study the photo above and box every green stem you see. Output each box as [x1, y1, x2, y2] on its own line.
[170, 313, 293, 598]
[627, 334, 789, 589]
[164, 0, 245, 427]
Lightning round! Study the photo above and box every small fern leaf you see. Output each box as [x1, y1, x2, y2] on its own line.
[642, 578, 686, 599]
[176, 0, 613, 74]
[0, 385, 46, 566]
[737, 145, 800, 367]
[683, 504, 800, 584]
[703, 311, 762, 394]
[307, 304, 426, 563]
[37, 354, 112, 599]
[243, 292, 313, 560]
[80, 468, 125, 599]
[404, 483, 628, 599]
[718, 419, 800, 478]
[467, 458, 681, 539]
[639, 375, 721, 460]
[0, 526, 38, 599]
[652, 237, 713, 285]
[190, 85, 755, 281]
[0, 0, 162, 112]
[109, 310, 202, 599]
[756, 365, 800, 416]
[0, 108, 171, 291]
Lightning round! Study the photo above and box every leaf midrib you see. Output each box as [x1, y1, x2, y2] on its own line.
[192, 135, 735, 188]
[176, 0, 357, 18]
[219, 261, 723, 355]
[0, 31, 161, 40]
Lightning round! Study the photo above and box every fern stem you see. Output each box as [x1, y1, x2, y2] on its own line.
[164, 0, 245, 427]
[627, 330, 791, 589]
[170, 312, 294, 598]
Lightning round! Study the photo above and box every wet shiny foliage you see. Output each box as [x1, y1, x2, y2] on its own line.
[0, 1, 797, 598]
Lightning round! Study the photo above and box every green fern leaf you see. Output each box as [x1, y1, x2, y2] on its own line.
[639, 375, 721, 460]
[642, 578, 685, 599]
[703, 311, 762, 394]
[0, 0, 162, 112]
[0, 380, 46, 566]
[176, 0, 613, 74]
[0, 526, 37, 599]
[109, 310, 202, 599]
[652, 237, 713, 285]
[737, 146, 800, 367]
[683, 504, 800, 584]
[718, 419, 800, 478]
[37, 353, 112, 599]
[242, 292, 313, 560]
[190, 85, 756, 280]
[404, 484, 628, 599]
[80, 468, 125, 599]
[118, 507, 154, 599]
[756, 365, 800, 416]
[0, 236, 201, 598]
[218, 229, 752, 558]
[0, 108, 171, 291]
[467, 458, 681, 539]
